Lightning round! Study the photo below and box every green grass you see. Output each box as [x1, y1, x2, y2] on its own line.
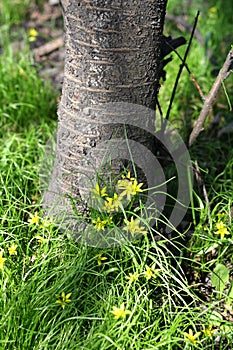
[0, 1, 233, 349]
[0, 0, 31, 27]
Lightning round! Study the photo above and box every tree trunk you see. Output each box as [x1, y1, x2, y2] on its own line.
[43, 0, 168, 239]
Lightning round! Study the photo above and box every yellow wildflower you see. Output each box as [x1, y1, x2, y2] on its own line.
[209, 6, 217, 13]
[143, 263, 160, 280]
[40, 218, 53, 229]
[110, 303, 132, 319]
[7, 243, 18, 256]
[92, 217, 107, 231]
[91, 183, 107, 199]
[184, 328, 201, 345]
[28, 28, 39, 37]
[123, 216, 147, 236]
[202, 324, 216, 337]
[97, 253, 107, 265]
[131, 179, 143, 194]
[117, 173, 143, 201]
[103, 193, 123, 213]
[103, 198, 114, 213]
[56, 292, 72, 309]
[122, 171, 134, 181]
[34, 235, 47, 244]
[28, 211, 40, 225]
[19, 68, 25, 76]
[28, 28, 39, 42]
[0, 250, 7, 271]
[217, 212, 225, 220]
[126, 272, 139, 283]
[105, 217, 113, 225]
[214, 221, 230, 239]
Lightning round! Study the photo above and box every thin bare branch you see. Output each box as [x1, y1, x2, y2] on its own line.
[165, 41, 205, 101]
[165, 11, 200, 121]
[189, 48, 233, 147]
[190, 73, 206, 101]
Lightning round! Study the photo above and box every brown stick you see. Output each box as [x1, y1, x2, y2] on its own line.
[190, 73, 205, 101]
[166, 41, 206, 101]
[189, 48, 233, 147]
[33, 36, 64, 59]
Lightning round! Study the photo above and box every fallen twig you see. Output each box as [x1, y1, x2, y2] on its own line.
[33, 36, 64, 59]
[189, 48, 233, 147]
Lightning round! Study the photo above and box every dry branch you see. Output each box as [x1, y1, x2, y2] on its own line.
[33, 36, 63, 59]
[189, 48, 233, 147]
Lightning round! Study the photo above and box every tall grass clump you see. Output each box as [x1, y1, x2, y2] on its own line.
[0, 0, 31, 27]
[0, 0, 233, 349]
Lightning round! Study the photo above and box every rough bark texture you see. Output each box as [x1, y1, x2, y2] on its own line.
[44, 0, 167, 227]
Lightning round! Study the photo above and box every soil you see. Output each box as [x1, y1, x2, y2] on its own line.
[26, 2, 65, 92]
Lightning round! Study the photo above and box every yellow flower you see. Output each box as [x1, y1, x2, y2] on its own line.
[103, 199, 114, 213]
[214, 221, 230, 239]
[28, 37, 36, 43]
[40, 218, 53, 229]
[91, 183, 107, 199]
[143, 263, 160, 280]
[97, 253, 107, 266]
[56, 292, 72, 309]
[34, 235, 47, 244]
[122, 171, 134, 181]
[123, 216, 147, 236]
[0, 250, 7, 271]
[28, 28, 39, 42]
[209, 6, 217, 13]
[202, 324, 216, 337]
[126, 272, 139, 283]
[217, 212, 225, 220]
[7, 243, 18, 256]
[103, 193, 123, 213]
[117, 173, 143, 201]
[184, 328, 201, 345]
[92, 217, 107, 231]
[131, 179, 143, 194]
[28, 28, 39, 37]
[19, 68, 25, 76]
[28, 211, 40, 225]
[110, 303, 132, 319]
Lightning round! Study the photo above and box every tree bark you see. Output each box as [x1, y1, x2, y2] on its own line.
[43, 0, 168, 233]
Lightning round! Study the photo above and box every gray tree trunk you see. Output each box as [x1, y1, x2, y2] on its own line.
[43, 0, 168, 237]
